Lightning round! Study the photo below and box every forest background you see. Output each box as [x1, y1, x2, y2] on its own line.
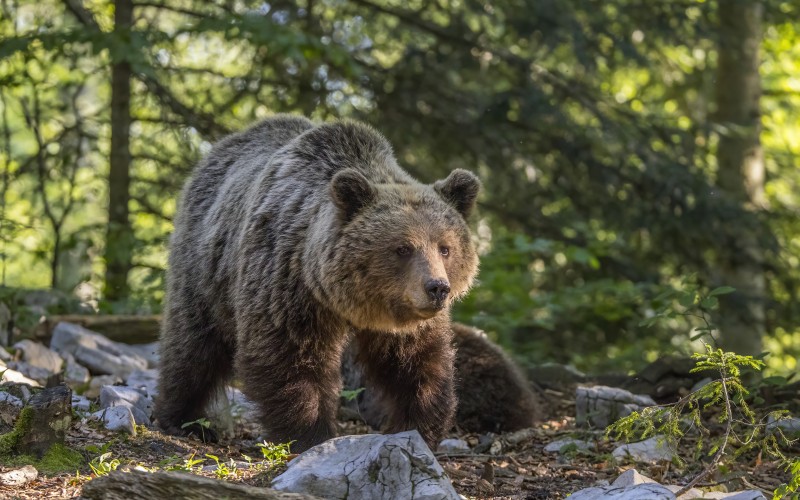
[0, 0, 798, 377]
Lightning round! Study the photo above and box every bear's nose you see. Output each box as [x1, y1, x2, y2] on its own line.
[425, 279, 451, 304]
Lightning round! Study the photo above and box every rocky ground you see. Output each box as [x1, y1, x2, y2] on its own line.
[0, 320, 797, 499]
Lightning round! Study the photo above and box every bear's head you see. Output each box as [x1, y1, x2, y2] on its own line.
[324, 168, 481, 333]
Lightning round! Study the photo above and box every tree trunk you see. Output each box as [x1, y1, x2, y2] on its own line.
[714, 0, 765, 355]
[103, 0, 134, 302]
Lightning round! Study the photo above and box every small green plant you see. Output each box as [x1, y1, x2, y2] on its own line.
[258, 440, 293, 467]
[159, 452, 206, 472]
[608, 283, 799, 499]
[181, 417, 212, 442]
[205, 453, 239, 480]
[340, 387, 364, 402]
[88, 452, 120, 477]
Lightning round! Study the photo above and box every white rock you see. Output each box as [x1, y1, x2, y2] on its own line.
[99, 385, 153, 425]
[0, 465, 38, 486]
[125, 369, 159, 398]
[12, 339, 63, 374]
[568, 483, 676, 500]
[576, 385, 657, 428]
[71, 394, 92, 413]
[544, 438, 595, 454]
[272, 431, 459, 500]
[50, 322, 148, 377]
[612, 436, 677, 463]
[84, 374, 123, 399]
[437, 438, 470, 453]
[0, 367, 41, 387]
[5, 361, 53, 384]
[91, 406, 137, 435]
[699, 492, 767, 499]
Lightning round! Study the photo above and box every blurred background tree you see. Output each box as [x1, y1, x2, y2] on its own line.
[0, 0, 798, 375]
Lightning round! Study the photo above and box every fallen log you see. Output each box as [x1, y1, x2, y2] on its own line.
[81, 469, 318, 500]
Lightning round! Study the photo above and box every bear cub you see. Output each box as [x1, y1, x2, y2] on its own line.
[155, 115, 481, 451]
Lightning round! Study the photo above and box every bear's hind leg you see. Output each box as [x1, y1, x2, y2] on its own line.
[354, 323, 456, 448]
[155, 310, 234, 438]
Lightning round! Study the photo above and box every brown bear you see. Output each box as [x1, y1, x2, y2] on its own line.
[155, 115, 481, 451]
[341, 323, 546, 434]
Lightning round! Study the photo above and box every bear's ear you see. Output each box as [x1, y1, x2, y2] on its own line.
[434, 169, 481, 218]
[331, 169, 376, 221]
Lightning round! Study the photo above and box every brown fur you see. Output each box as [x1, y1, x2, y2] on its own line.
[155, 115, 480, 451]
[342, 323, 544, 434]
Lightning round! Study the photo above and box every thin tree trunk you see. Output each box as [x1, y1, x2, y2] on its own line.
[714, 0, 765, 355]
[103, 0, 134, 302]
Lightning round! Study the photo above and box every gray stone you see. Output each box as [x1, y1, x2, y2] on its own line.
[125, 342, 160, 368]
[543, 438, 595, 454]
[576, 385, 657, 428]
[71, 394, 92, 413]
[568, 483, 676, 500]
[272, 431, 459, 500]
[63, 353, 91, 388]
[50, 322, 148, 377]
[0, 391, 24, 429]
[701, 492, 767, 499]
[6, 361, 53, 385]
[91, 406, 136, 435]
[125, 369, 159, 398]
[0, 465, 38, 486]
[766, 415, 800, 434]
[99, 385, 153, 425]
[84, 375, 123, 399]
[612, 436, 677, 463]
[0, 366, 41, 387]
[437, 438, 470, 453]
[12, 339, 63, 375]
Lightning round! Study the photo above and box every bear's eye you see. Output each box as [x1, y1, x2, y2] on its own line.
[439, 246, 450, 257]
[396, 245, 413, 257]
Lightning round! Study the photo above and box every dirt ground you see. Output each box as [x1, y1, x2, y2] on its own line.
[0, 392, 794, 499]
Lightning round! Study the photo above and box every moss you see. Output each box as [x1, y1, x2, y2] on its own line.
[0, 406, 33, 456]
[35, 444, 84, 474]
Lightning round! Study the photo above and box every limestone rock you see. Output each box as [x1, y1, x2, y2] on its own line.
[0, 465, 38, 486]
[12, 339, 63, 375]
[0, 367, 41, 387]
[576, 385, 656, 428]
[568, 483, 676, 499]
[543, 438, 595, 454]
[91, 406, 136, 435]
[99, 385, 153, 425]
[63, 353, 91, 388]
[272, 431, 459, 500]
[125, 369, 159, 398]
[50, 322, 148, 377]
[84, 375, 123, 399]
[437, 438, 470, 453]
[612, 436, 677, 463]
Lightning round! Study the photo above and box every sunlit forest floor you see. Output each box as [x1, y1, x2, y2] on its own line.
[2, 392, 794, 499]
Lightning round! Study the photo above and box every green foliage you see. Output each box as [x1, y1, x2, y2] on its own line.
[88, 452, 120, 477]
[258, 441, 293, 467]
[158, 452, 205, 473]
[607, 285, 799, 497]
[204, 453, 239, 480]
[340, 387, 364, 402]
[180, 417, 211, 442]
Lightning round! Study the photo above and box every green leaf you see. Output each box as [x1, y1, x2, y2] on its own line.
[709, 286, 736, 297]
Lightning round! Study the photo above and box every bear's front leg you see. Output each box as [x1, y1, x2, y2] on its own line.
[354, 320, 456, 449]
[236, 333, 345, 453]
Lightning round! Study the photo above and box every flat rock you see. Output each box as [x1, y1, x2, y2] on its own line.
[91, 406, 136, 435]
[272, 431, 459, 500]
[124, 342, 160, 368]
[12, 339, 63, 375]
[71, 394, 92, 413]
[125, 369, 159, 398]
[576, 385, 656, 428]
[6, 361, 53, 385]
[1, 366, 41, 387]
[0, 465, 38, 486]
[99, 385, 153, 425]
[568, 483, 676, 499]
[50, 322, 148, 377]
[612, 436, 677, 463]
[544, 438, 595, 454]
[437, 438, 470, 453]
[84, 375, 123, 399]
